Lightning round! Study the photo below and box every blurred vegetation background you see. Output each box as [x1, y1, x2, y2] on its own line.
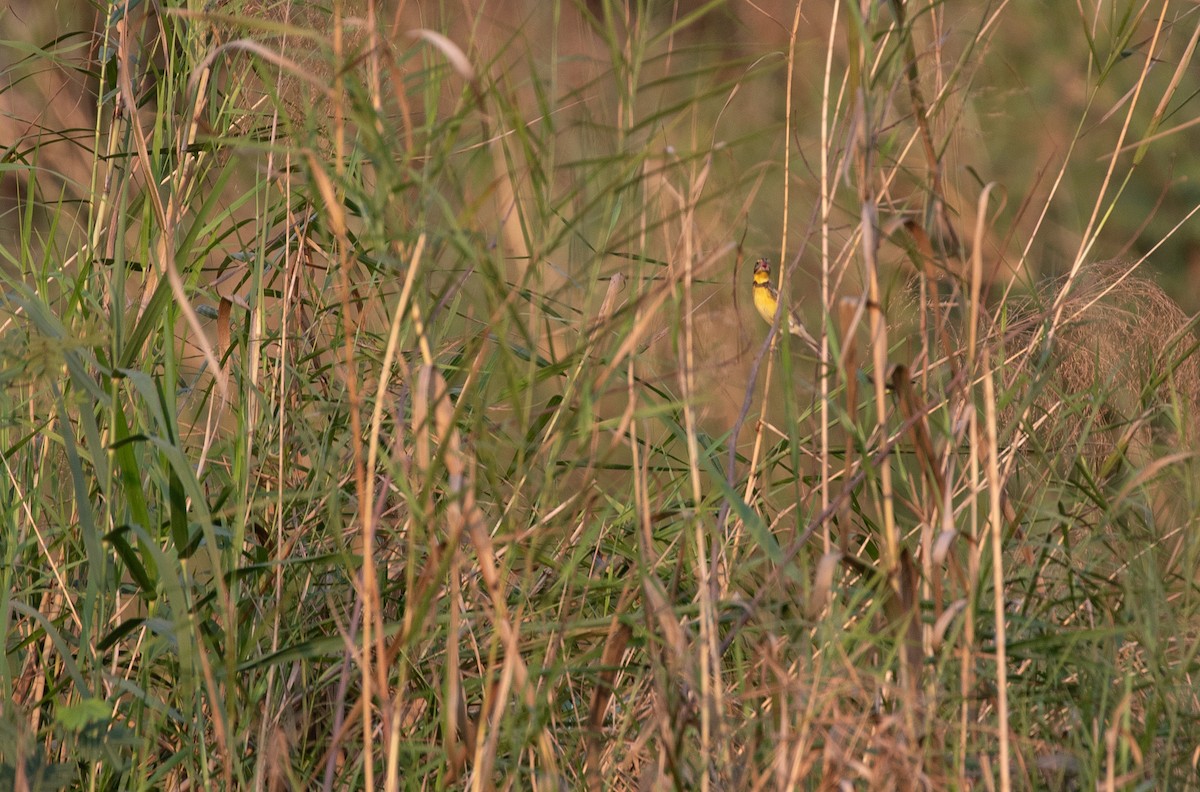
[2, 0, 1198, 789]
[4, 0, 1199, 427]
[5, 1, 1199, 293]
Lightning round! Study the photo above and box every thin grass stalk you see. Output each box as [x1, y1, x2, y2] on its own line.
[673, 150, 722, 783]
[981, 361, 1010, 790]
[849, 1, 901, 578]
[819, 0, 842, 556]
[257, 21, 293, 787]
[960, 302, 981, 785]
[319, 0, 375, 781]
[777, 0, 805, 286]
[966, 173, 1011, 789]
[1051, 1, 1164, 334]
[372, 236, 426, 789]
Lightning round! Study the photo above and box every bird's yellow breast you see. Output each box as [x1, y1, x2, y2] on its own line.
[753, 280, 778, 323]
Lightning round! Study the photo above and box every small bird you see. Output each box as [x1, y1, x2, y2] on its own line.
[752, 258, 819, 353]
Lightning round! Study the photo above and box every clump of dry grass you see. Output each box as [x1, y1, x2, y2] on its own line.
[992, 262, 1198, 452]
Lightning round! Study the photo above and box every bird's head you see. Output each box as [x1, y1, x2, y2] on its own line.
[753, 258, 772, 281]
